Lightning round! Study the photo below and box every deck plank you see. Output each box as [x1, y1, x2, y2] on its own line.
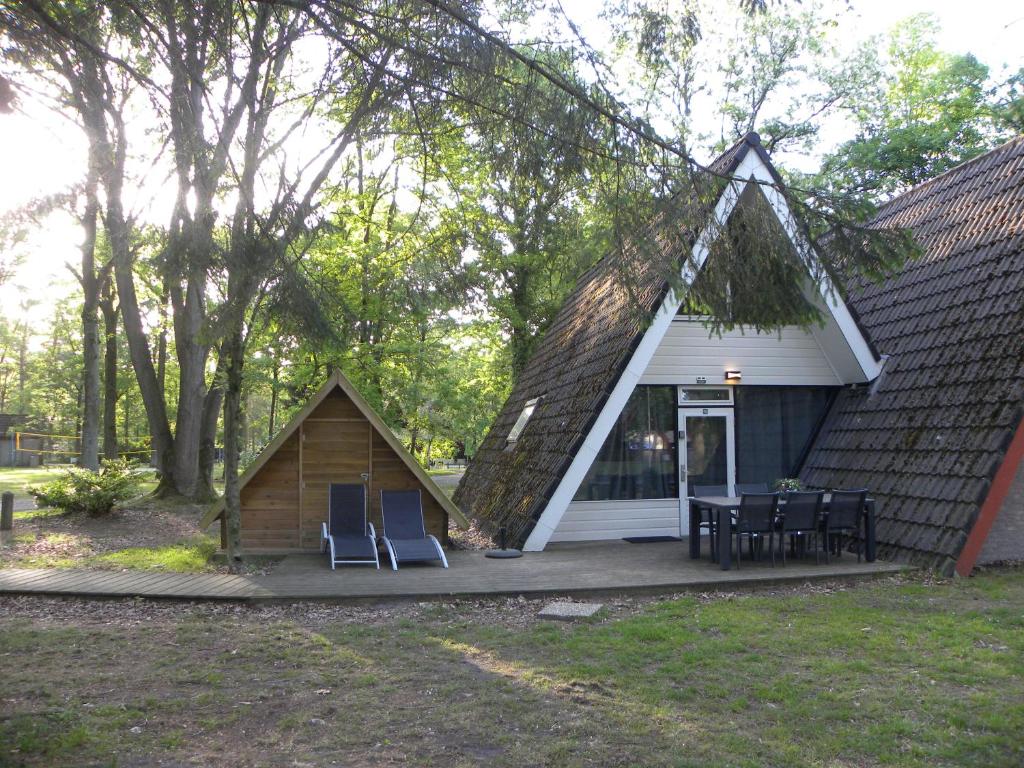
[0, 541, 907, 602]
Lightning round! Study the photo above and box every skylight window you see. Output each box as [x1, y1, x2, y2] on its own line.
[507, 397, 540, 444]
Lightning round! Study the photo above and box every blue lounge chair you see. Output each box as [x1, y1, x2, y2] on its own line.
[380, 489, 448, 570]
[320, 483, 379, 569]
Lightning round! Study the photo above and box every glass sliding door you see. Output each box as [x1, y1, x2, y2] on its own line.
[678, 407, 735, 499]
[574, 386, 678, 501]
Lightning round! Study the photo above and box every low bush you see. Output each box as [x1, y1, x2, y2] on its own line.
[28, 459, 141, 517]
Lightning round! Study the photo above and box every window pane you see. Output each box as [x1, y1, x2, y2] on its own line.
[574, 386, 678, 501]
[507, 398, 539, 443]
[684, 415, 728, 496]
[734, 387, 834, 486]
[679, 388, 731, 403]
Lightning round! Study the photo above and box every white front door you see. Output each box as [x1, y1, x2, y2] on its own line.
[678, 407, 736, 500]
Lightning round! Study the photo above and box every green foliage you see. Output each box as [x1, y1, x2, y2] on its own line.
[28, 459, 141, 517]
[774, 477, 802, 491]
[819, 14, 1004, 199]
[990, 66, 1024, 133]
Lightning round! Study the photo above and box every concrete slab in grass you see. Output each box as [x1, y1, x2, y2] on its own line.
[538, 600, 603, 621]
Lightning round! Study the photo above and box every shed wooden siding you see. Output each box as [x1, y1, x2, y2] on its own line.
[549, 499, 681, 542]
[240, 433, 300, 550]
[239, 387, 447, 551]
[639, 318, 840, 386]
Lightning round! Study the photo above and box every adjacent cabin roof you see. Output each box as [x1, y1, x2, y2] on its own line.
[803, 135, 1024, 575]
[454, 132, 879, 549]
[199, 370, 469, 531]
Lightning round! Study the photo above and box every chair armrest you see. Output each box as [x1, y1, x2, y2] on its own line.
[427, 534, 449, 569]
[321, 522, 329, 553]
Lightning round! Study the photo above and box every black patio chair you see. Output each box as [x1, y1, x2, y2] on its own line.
[777, 490, 824, 565]
[693, 484, 729, 559]
[320, 483, 379, 570]
[734, 492, 781, 568]
[823, 489, 868, 563]
[380, 489, 448, 571]
[736, 482, 770, 494]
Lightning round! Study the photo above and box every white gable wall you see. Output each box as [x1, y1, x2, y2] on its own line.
[549, 499, 681, 543]
[639, 318, 840, 387]
[549, 317, 839, 544]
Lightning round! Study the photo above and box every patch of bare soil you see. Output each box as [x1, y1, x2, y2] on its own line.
[17, 497, 203, 552]
[447, 518, 497, 550]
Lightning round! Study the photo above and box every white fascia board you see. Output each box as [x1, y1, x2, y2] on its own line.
[745, 160, 882, 383]
[522, 154, 757, 551]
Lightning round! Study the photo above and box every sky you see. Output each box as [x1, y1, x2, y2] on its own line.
[1, 0, 1021, 329]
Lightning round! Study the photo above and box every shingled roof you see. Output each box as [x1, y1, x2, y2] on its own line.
[452, 139, 758, 548]
[802, 135, 1024, 574]
[453, 132, 880, 548]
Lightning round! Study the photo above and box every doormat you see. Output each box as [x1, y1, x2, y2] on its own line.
[622, 536, 682, 543]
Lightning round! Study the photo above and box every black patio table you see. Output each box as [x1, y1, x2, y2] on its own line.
[687, 494, 877, 570]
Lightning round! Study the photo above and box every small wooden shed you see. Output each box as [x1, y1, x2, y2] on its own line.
[200, 370, 468, 552]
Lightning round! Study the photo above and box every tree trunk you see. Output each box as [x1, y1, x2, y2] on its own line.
[198, 384, 223, 500]
[99, 106, 177, 492]
[222, 321, 246, 568]
[79, 165, 101, 471]
[170, 273, 212, 499]
[17, 321, 27, 414]
[156, 279, 169, 397]
[268, 355, 280, 441]
[109, 211, 176, 491]
[100, 278, 118, 460]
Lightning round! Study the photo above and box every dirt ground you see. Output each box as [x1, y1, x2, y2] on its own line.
[5, 497, 205, 554]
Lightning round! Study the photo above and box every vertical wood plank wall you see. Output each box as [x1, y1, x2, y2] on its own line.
[240, 433, 300, 549]
[239, 387, 448, 551]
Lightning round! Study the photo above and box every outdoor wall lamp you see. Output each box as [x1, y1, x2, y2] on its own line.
[724, 369, 742, 383]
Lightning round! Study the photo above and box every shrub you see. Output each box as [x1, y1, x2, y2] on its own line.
[774, 477, 804, 492]
[28, 459, 141, 517]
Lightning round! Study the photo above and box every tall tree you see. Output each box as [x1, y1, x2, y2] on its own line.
[472, 56, 606, 375]
[819, 14, 1001, 199]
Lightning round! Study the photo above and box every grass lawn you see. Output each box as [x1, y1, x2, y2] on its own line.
[1, 569, 1021, 767]
[0, 465, 160, 506]
[0, 466, 69, 502]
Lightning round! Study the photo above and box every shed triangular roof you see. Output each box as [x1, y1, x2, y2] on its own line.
[200, 369, 469, 530]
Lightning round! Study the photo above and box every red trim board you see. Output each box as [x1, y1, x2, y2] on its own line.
[956, 416, 1024, 576]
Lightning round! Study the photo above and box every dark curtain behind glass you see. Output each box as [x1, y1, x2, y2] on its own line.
[734, 386, 834, 485]
[574, 386, 678, 501]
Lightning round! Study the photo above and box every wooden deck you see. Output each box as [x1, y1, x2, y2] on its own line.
[0, 540, 906, 602]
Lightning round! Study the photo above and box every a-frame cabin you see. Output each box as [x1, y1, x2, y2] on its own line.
[200, 370, 468, 552]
